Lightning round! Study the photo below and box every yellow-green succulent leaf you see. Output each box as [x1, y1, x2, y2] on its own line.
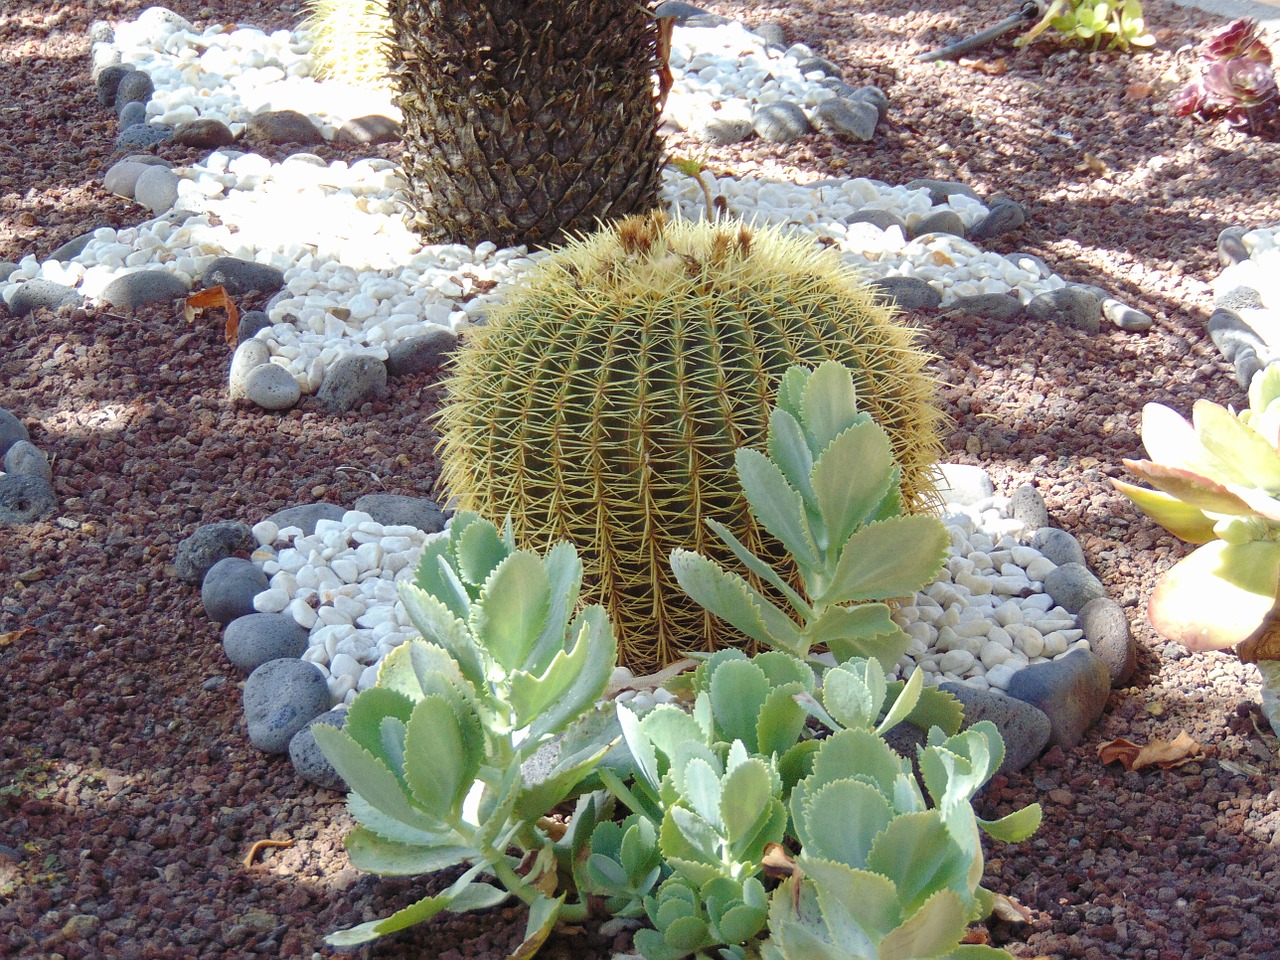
[768, 407, 817, 502]
[470, 551, 552, 675]
[671, 549, 799, 651]
[311, 723, 444, 836]
[819, 514, 950, 606]
[809, 420, 897, 549]
[977, 803, 1043, 843]
[1148, 539, 1280, 651]
[1140, 402, 1217, 474]
[526, 605, 616, 742]
[877, 666, 924, 737]
[1110, 478, 1218, 543]
[1250, 363, 1280, 414]
[403, 694, 483, 819]
[865, 811, 969, 915]
[800, 858, 901, 943]
[704, 519, 813, 618]
[1192, 399, 1280, 491]
[736, 447, 821, 569]
[800, 779, 895, 867]
[803, 360, 865, 453]
[1122, 460, 1257, 516]
[709, 657, 771, 750]
[877, 888, 970, 960]
[344, 826, 473, 876]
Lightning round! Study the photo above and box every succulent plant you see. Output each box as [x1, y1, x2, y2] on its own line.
[438, 212, 944, 671]
[1112, 367, 1280, 660]
[311, 512, 620, 947]
[1175, 19, 1278, 133]
[1017, 0, 1155, 52]
[300, 0, 394, 91]
[671, 361, 951, 679]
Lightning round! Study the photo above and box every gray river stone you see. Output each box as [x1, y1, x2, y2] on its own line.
[1078, 597, 1136, 687]
[265, 503, 347, 536]
[289, 706, 349, 790]
[223, 613, 311, 672]
[868, 276, 941, 310]
[2, 440, 51, 482]
[201, 557, 268, 625]
[1043, 562, 1107, 614]
[175, 520, 256, 583]
[939, 682, 1052, 774]
[0, 475, 56, 525]
[1006, 649, 1112, 749]
[353, 493, 448, 533]
[243, 659, 332, 753]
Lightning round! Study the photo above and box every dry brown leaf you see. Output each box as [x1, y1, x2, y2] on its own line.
[184, 285, 240, 346]
[931, 250, 956, 267]
[1236, 608, 1280, 663]
[762, 842, 798, 879]
[959, 56, 1008, 75]
[991, 892, 1035, 923]
[961, 926, 991, 944]
[1097, 730, 1205, 771]
[1074, 153, 1110, 175]
[1125, 82, 1154, 100]
[0, 627, 32, 648]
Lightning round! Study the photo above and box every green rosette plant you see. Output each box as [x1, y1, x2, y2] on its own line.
[1016, 0, 1155, 52]
[1114, 367, 1280, 734]
[311, 512, 620, 950]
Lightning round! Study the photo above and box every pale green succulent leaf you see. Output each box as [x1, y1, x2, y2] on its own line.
[1111, 479, 1218, 544]
[1193, 398, 1280, 491]
[878, 888, 970, 960]
[978, 803, 1043, 843]
[776, 364, 810, 421]
[891, 682, 964, 735]
[470, 550, 552, 674]
[768, 407, 817, 502]
[514, 737, 615, 824]
[345, 794, 455, 848]
[398, 585, 484, 687]
[819, 515, 949, 606]
[1148, 539, 1280, 651]
[455, 515, 509, 586]
[801, 857, 901, 943]
[379, 716, 408, 781]
[312, 724, 444, 835]
[720, 758, 777, 846]
[1250, 364, 1280, 416]
[344, 686, 415, 758]
[709, 657, 771, 749]
[810, 420, 897, 547]
[410, 536, 465, 620]
[735, 447, 821, 568]
[512, 893, 564, 960]
[681, 757, 724, 832]
[802, 359, 863, 453]
[508, 601, 595, 729]
[343, 826, 473, 876]
[525, 541, 584, 674]
[403, 694, 482, 820]
[323, 863, 505, 946]
[800, 779, 895, 868]
[670, 549, 790, 650]
[811, 728, 906, 797]
[803, 602, 907, 675]
[716, 899, 769, 945]
[527, 606, 617, 742]
[371, 638, 430, 702]
[757, 683, 810, 758]
[877, 666, 924, 737]
[766, 876, 873, 960]
[752, 650, 816, 691]
[821, 658, 886, 731]
[866, 811, 969, 915]
[704, 518, 813, 618]
[661, 819, 723, 885]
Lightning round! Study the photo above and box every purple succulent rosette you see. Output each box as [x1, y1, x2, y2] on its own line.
[1175, 19, 1278, 133]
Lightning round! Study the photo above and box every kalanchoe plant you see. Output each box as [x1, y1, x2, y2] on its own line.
[1174, 19, 1278, 133]
[311, 512, 620, 950]
[1113, 366, 1280, 734]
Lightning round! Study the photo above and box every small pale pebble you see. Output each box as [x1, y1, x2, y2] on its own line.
[331, 558, 360, 583]
[253, 587, 290, 613]
[270, 571, 298, 596]
[289, 597, 319, 629]
[1025, 556, 1057, 581]
[994, 601, 1023, 626]
[359, 664, 381, 690]
[1010, 545, 1040, 567]
[1042, 631, 1070, 657]
[987, 625, 1013, 649]
[333, 594, 365, 618]
[317, 606, 353, 627]
[980, 640, 1012, 668]
[1022, 593, 1054, 613]
[936, 625, 960, 650]
[992, 575, 1030, 594]
[253, 520, 280, 545]
[986, 663, 1017, 689]
[1019, 629, 1046, 659]
[906, 621, 935, 644]
[954, 571, 993, 596]
[969, 551, 993, 571]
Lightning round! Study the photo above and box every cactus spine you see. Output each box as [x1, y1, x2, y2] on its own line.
[437, 211, 944, 671]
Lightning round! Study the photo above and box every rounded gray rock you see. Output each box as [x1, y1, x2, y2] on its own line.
[385, 328, 459, 378]
[243, 363, 302, 411]
[266, 503, 347, 535]
[223, 613, 311, 672]
[243, 659, 332, 754]
[1030, 527, 1087, 567]
[229, 339, 272, 401]
[114, 123, 175, 151]
[1026, 285, 1103, 334]
[175, 520, 256, 583]
[968, 200, 1027, 241]
[1215, 285, 1265, 312]
[1006, 648, 1111, 749]
[118, 101, 147, 131]
[0, 408, 31, 457]
[849, 85, 889, 121]
[173, 118, 236, 148]
[0, 262, 18, 283]
[0, 474, 56, 525]
[752, 21, 786, 46]
[237, 311, 273, 345]
[1009, 483, 1049, 531]
[939, 682, 1053, 774]
[794, 55, 842, 78]
[848, 209, 907, 233]
[1043, 562, 1106, 614]
[245, 110, 325, 146]
[909, 210, 966, 239]
[1079, 597, 1136, 687]
[809, 98, 878, 141]
[3, 440, 52, 482]
[1103, 298, 1153, 332]
[752, 102, 811, 142]
[336, 115, 401, 146]
[354, 493, 448, 532]
[654, 1, 713, 23]
[1218, 226, 1250, 266]
[103, 159, 152, 200]
[198, 257, 285, 298]
[948, 293, 1025, 320]
[201, 557, 268, 626]
[868, 276, 941, 310]
[100, 269, 189, 310]
[1237, 350, 1266, 389]
[317, 354, 388, 412]
[936, 463, 994, 506]
[904, 179, 981, 206]
[689, 113, 755, 145]
[96, 64, 134, 108]
[114, 69, 154, 107]
[49, 232, 94, 263]
[289, 706, 349, 790]
[9, 279, 83, 317]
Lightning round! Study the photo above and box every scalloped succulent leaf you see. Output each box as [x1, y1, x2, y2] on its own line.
[525, 541, 584, 674]
[398, 586, 485, 687]
[455, 515, 509, 587]
[703, 519, 813, 617]
[311, 724, 443, 835]
[709, 657, 771, 749]
[735, 447, 821, 569]
[802, 360, 864, 454]
[469, 550, 552, 675]
[403, 694, 483, 820]
[1148, 538, 1280, 651]
[767, 407, 817, 502]
[756, 683, 810, 758]
[802, 601, 907, 674]
[1139, 403, 1214, 474]
[343, 826, 473, 876]
[819, 514, 949, 606]
[809, 420, 897, 549]
[670, 549, 800, 652]
[344, 687, 415, 759]
[800, 778, 895, 868]
[1111, 479, 1218, 544]
[800, 857, 901, 945]
[821, 658, 887, 731]
[324, 867, 507, 947]
[720, 758, 779, 848]
[865, 811, 969, 916]
[877, 887, 970, 960]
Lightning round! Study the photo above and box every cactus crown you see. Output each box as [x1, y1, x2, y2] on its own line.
[437, 211, 944, 671]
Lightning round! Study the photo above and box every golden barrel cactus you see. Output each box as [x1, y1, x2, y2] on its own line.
[437, 212, 944, 671]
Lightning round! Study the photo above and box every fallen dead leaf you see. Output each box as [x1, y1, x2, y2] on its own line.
[184, 285, 240, 346]
[1218, 758, 1263, 777]
[959, 56, 1007, 75]
[1073, 153, 1111, 176]
[1097, 730, 1205, 771]
[1126, 82, 1154, 100]
[0, 628, 33, 648]
[991, 892, 1035, 923]
[762, 842, 798, 879]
